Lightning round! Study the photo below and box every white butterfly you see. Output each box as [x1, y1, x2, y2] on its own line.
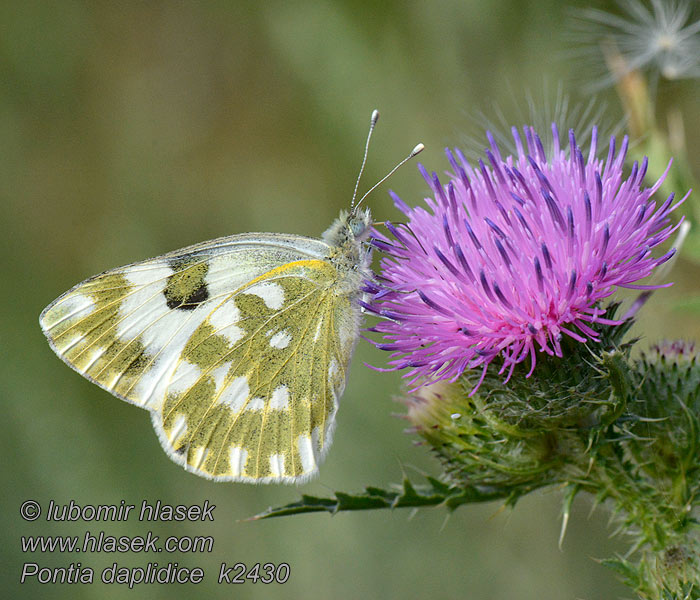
[39, 111, 423, 483]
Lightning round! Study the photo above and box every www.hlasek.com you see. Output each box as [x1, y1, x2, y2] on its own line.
[19, 499, 290, 587]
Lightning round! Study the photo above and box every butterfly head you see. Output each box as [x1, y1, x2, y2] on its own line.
[322, 207, 372, 247]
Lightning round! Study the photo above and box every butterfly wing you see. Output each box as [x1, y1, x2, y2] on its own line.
[40, 233, 362, 482]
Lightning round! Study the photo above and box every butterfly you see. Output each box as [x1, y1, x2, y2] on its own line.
[39, 110, 423, 483]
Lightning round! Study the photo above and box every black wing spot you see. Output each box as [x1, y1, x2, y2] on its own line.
[164, 258, 210, 311]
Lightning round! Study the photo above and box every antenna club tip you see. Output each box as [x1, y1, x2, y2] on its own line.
[412, 143, 425, 156]
[371, 109, 380, 123]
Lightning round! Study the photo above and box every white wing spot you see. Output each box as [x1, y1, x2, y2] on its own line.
[328, 358, 339, 385]
[131, 304, 212, 409]
[269, 385, 290, 410]
[246, 281, 284, 310]
[269, 330, 292, 349]
[229, 447, 248, 477]
[246, 397, 265, 411]
[81, 346, 105, 372]
[217, 324, 244, 345]
[210, 362, 231, 393]
[209, 299, 240, 326]
[297, 434, 316, 473]
[209, 300, 244, 345]
[56, 334, 85, 356]
[170, 361, 202, 396]
[313, 319, 323, 342]
[169, 414, 187, 445]
[338, 319, 356, 352]
[205, 254, 260, 299]
[192, 447, 208, 470]
[106, 372, 122, 392]
[117, 263, 173, 345]
[46, 293, 95, 329]
[217, 376, 249, 413]
[269, 453, 285, 477]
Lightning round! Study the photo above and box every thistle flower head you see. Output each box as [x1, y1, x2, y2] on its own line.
[366, 125, 685, 390]
[570, 0, 700, 86]
[647, 339, 697, 363]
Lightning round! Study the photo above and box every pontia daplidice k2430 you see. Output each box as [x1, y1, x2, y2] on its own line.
[39, 111, 423, 483]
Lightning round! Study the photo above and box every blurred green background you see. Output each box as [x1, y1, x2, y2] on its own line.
[3, 1, 698, 598]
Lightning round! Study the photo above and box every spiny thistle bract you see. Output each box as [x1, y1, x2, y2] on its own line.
[402, 306, 635, 501]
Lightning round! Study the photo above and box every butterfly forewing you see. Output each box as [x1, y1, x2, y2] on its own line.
[40, 234, 359, 483]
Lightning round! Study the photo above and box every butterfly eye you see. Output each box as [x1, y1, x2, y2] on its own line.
[350, 220, 368, 238]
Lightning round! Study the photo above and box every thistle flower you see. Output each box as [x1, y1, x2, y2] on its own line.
[648, 338, 696, 361]
[569, 0, 700, 88]
[366, 125, 686, 390]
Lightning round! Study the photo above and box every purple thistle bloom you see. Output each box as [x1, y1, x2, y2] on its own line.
[368, 124, 687, 391]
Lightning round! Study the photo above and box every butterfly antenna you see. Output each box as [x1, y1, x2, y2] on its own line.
[351, 109, 380, 210]
[355, 142, 424, 209]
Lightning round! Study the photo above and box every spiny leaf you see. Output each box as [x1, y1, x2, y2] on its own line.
[596, 555, 642, 587]
[247, 475, 509, 520]
[559, 483, 580, 548]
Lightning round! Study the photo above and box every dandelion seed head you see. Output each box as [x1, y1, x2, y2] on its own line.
[568, 0, 700, 89]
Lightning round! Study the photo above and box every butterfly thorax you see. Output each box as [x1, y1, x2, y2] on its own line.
[321, 207, 373, 294]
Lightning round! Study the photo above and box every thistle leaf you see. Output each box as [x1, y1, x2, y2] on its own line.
[247, 475, 508, 520]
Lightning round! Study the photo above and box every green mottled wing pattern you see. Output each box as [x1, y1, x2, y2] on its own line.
[40, 236, 360, 483]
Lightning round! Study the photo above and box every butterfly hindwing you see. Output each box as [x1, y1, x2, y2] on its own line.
[40, 234, 361, 482]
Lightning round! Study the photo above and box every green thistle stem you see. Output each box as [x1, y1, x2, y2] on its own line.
[253, 323, 700, 599]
